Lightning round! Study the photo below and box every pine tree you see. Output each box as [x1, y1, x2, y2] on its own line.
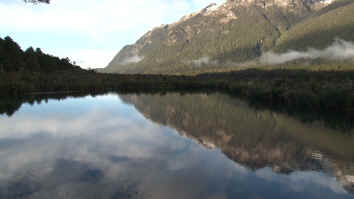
[24, 47, 41, 71]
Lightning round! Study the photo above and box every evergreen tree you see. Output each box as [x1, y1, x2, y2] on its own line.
[1, 36, 26, 72]
[24, 47, 41, 71]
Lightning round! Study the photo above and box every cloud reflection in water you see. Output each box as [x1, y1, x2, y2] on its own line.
[0, 94, 352, 199]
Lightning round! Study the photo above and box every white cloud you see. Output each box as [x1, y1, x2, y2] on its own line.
[0, 0, 226, 68]
[191, 56, 218, 67]
[260, 39, 354, 65]
[120, 55, 144, 65]
[255, 168, 348, 194]
[0, 94, 352, 198]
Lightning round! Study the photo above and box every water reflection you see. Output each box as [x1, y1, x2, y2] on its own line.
[0, 93, 353, 199]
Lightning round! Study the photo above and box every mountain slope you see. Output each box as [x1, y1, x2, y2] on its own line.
[275, 0, 354, 51]
[104, 0, 354, 74]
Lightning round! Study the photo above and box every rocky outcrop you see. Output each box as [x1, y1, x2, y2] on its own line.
[103, 0, 353, 74]
[227, 0, 334, 10]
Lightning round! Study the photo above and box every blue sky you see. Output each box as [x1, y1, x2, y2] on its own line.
[0, 0, 225, 68]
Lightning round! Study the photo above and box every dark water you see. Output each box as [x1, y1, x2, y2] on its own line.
[0, 93, 354, 199]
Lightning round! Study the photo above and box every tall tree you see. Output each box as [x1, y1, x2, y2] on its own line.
[24, 47, 41, 71]
[1, 36, 26, 72]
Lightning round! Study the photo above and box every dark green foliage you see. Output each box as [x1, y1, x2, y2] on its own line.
[24, 47, 41, 71]
[0, 36, 353, 130]
[1, 68, 354, 131]
[0, 36, 80, 73]
[0, 36, 26, 72]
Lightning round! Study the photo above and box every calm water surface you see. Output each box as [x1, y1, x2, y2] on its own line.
[0, 93, 354, 199]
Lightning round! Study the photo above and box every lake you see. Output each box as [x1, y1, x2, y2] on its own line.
[0, 92, 353, 199]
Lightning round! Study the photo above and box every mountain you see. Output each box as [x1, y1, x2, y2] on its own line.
[103, 0, 354, 74]
[120, 93, 354, 193]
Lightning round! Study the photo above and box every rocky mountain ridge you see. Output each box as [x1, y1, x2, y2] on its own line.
[104, 0, 354, 74]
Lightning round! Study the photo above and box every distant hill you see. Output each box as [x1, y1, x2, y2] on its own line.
[104, 0, 354, 74]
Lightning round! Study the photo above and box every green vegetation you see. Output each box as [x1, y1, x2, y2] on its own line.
[0, 36, 79, 73]
[0, 36, 353, 129]
[275, 0, 354, 52]
[105, 5, 292, 74]
[105, 0, 354, 74]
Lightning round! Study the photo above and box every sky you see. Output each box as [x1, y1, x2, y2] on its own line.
[0, 0, 225, 68]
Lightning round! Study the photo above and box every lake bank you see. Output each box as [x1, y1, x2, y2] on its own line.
[1, 69, 353, 127]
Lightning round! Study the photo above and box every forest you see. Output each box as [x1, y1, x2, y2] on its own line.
[0, 36, 353, 129]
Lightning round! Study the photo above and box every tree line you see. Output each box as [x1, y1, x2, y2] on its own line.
[0, 36, 353, 131]
[0, 36, 79, 73]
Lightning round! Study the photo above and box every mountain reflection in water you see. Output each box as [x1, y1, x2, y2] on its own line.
[0, 93, 353, 199]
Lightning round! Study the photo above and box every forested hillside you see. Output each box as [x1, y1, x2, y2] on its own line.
[1, 36, 353, 123]
[0, 36, 80, 73]
[104, 0, 354, 74]
[275, 0, 354, 51]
